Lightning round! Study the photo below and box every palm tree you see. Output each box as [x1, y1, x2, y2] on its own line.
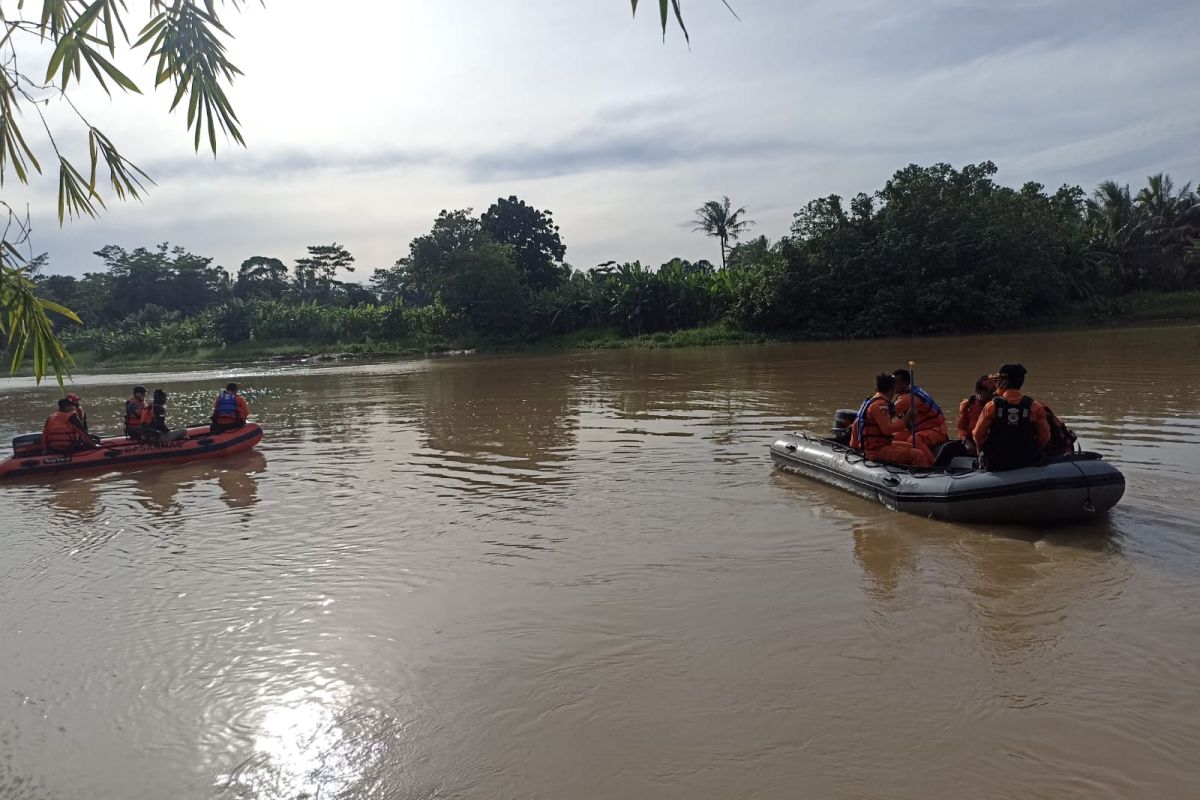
[691, 197, 755, 270]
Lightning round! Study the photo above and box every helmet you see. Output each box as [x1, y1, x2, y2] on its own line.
[134, 386, 147, 395]
[66, 393, 81, 404]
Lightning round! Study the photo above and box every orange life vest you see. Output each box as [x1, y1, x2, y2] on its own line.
[213, 391, 244, 424]
[851, 395, 894, 452]
[125, 396, 145, 430]
[900, 386, 945, 433]
[42, 411, 83, 453]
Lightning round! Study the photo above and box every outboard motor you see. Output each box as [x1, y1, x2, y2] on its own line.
[831, 409, 856, 445]
[12, 433, 41, 457]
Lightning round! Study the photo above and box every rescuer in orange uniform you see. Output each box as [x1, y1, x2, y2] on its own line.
[891, 367, 949, 461]
[849, 373, 931, 467]
[210, 382, 250, 433]
[124, 386, 148, 439]
[956, 375, 996, 455]
[42, 398, 99, 454]
[972, 363, 1051, 471]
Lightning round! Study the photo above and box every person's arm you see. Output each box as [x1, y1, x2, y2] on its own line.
[69, 415, 97, 447]
[973, 401, 995, 449]
[871, 401, 904, 436]
[1032, 402, 1051, 447]
[237, 396, 249, 420]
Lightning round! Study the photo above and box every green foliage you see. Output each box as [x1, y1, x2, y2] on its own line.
[481, 196, 568, 291]
[235, 256, 289, 300]
[27, 168, 1200, 367]
[293, 243, 355, 304]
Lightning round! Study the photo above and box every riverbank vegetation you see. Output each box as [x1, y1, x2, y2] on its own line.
[21, 162, 1200, 367]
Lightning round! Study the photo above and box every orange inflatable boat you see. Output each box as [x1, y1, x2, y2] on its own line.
[1, 423, 263, 480]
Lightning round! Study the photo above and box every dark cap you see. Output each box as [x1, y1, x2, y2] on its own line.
[134, 386, 147, 395]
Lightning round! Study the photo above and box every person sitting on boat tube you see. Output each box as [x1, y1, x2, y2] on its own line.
[124, 386, 148, 439]
[972, 364, 1050, 472]
[849, 373, 931, 467]
[210, 383, 249, 433]
[890, 368, 949, 461]
[42, 398, 100, 455]
[140, 389, 188, 444]
[956, 375, 996, 456]
[65, 392, 102, 444]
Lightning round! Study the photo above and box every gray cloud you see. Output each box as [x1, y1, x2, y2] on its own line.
[19, 0, 1200, 280]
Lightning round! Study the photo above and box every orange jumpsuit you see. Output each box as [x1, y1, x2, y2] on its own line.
[893, 389, 949, 460]
[850, 393, 933, 468]
[957, 397, 986, 443]
[972, 389, 1051, 451]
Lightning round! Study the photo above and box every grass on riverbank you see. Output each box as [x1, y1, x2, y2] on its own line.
[53, 290, 1200, 372]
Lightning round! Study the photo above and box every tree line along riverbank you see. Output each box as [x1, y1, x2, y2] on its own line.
[20, 161, 1200, 370]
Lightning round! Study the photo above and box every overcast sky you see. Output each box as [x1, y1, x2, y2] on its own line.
[16, 0, 1200, 280]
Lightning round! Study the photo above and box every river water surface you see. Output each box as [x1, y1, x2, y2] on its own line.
[1, 325, 1198, 800]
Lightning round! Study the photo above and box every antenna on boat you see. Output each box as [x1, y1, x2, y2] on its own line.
[908, 360, 918, 443]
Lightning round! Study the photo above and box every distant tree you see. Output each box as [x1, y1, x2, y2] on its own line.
[0, 0, 250, 383]
[401, 210, 489, 300]
[334, 281, 378, 307]
[481, 196, 569, 291]
[400, 210, 526, 332]
[92, 243, 230, 320]
[294, 244, 355, 303]
[1, 0, 715, 383]
[692, 197, 755, 269]
[369, 263, 409, 304]
[235, 256, 290, 300]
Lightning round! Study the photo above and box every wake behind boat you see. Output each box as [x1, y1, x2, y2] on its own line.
[770, 431, 1124, 523]
[1, 423, 264, 480]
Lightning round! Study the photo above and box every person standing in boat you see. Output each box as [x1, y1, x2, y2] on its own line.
[42, 398, 99, 454]
[972, 364, 1050, 471]
[890, 368, 949, 461]
[140, 389, 187, 444]
[124, 386, 148, 439]
[210, 383, 250, 434]
[956, 375, 996, 456]
[849, 373, 931, 467]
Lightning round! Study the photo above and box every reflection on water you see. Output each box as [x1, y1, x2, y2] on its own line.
[1, 325, 1198, 799]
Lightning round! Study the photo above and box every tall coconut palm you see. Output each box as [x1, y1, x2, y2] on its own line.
[692, 197, 755, 270]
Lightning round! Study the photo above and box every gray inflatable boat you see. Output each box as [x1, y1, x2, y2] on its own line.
[770, 432, 1125, 523]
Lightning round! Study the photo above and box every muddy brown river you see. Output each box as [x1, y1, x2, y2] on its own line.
[1, 325, 1198, 799]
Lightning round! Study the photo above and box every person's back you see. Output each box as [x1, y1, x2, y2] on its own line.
[973, 364, 1051, 472]
[42, 399, 95, 454]
[211, 382, 249, 432]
